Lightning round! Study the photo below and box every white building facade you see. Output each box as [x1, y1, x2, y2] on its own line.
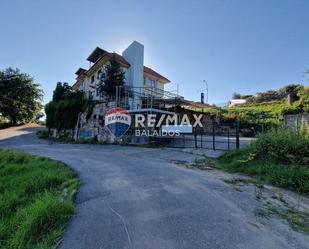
[72, 41, 171, 110]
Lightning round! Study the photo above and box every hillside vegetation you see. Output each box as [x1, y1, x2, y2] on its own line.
[196, 84, 308, 135]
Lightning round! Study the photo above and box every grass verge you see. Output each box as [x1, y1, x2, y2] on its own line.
[0, 149, 78, 249]
[217, 148, 309, 195]
[216, 127, 309, 195]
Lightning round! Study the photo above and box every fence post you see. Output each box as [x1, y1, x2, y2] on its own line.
[236, 118, 240, 149]
[227, 128, 230, 151]
[194, 129, 197, 149]
[212, 119, 216, 151]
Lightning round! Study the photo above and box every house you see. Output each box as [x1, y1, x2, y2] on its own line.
[72, 41, 172, 111]
[228, 99, 247, 107]
[72, 41, 211, 141]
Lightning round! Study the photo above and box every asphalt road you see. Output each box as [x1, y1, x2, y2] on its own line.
[0, 126, 308, 249]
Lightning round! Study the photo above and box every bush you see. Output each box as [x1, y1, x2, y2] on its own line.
[251, 127, 309, 165]
[36, 130, 50, 139]
[282, 87, 309, 114]
[218, 128, 309, 194]
[45, 82, 89, 134]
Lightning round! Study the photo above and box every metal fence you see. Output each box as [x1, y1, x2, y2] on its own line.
[123, 121, 242, 151]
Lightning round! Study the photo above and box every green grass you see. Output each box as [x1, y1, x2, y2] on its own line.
[217, 148, 309, 195]
[254, 203, 309, 234]
[216, 127, 309, 195]
[0, 149, 78, 249]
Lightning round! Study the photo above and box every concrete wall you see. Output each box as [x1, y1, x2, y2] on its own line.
[284, 113, 309, 130]
[122, 41, 144, 89]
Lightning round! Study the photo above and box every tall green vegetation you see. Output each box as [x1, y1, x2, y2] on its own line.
[282, 87, 309, 114]
[0, 67, 43, 124]
[45, 82, 88, 134]
[218, 127, 309, 194]
[97, 56, 125, 97]
[0, 149, 78, 249]
[227, 100, 287, 132]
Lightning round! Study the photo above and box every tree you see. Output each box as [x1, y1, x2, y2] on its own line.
[0, 67, 43, 124]
[232, 92, 242, 99]
[278, 84, 303, 99]
[297, 87, 309, 112]
[45, 82, 87, 133]
[52, 82, 72, 102]
[98, 55, 125, 97]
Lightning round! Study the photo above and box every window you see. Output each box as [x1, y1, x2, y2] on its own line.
[97, 70, 102, 79]
[91, 75, 94, 83]
[149, 79, 156, 88]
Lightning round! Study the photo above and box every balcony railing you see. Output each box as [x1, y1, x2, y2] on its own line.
[124, 86, 182, 99]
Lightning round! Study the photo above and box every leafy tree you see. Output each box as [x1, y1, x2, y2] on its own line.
[45, 82, 87, 133]
[0, 67, 43, 124]
[45, 101, 57, 130]
[278, 84, 303, 101]
[255, 90, 280, 103]
[297, 87, 309, 112]
[52, 82, 72, 102]
[98, 55, 125, 97]
[232, 92, 242, 99]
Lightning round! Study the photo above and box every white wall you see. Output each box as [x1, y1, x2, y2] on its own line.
[122, 41, 144, 89]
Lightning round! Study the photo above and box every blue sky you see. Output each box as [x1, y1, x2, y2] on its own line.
[0, 0, 308, 105]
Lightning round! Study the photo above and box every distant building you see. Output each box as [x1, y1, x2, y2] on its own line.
[228, 99, 247, 107]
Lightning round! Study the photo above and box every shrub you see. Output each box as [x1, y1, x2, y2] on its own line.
[36, 130, 50, 139]
[45, 82, 88, 134]
[251, 127, 309, 165]
[219, 128, 309, 194]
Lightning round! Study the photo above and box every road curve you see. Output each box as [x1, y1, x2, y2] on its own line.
[0, 126, 308, 249]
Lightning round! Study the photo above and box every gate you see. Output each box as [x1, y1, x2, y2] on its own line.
[165, 119, 240, 151]
[123, 119, 241, 151]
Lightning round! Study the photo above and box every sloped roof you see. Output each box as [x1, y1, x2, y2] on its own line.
[87, 47, 108, 63]
[76, 45, 169, 84]
[143, 66, 170, 83]
[108, 52, 130, 67]
[75, 67, 87, 76]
